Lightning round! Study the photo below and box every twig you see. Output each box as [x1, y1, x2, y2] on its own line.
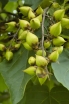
[8, 27, 20, 50]
[42, 7, 48, 56]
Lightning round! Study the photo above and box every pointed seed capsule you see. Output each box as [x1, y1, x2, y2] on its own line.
[23, 42, 32, 50]
[36, 6, 43, 15]
[28, 56, 36, 65]
[0, 44, 5, 51]
[26, 31, 38, 46]
[36, 55, 48, 67]
[61, 18, 69, 28]
[5, 50, 13, 61]
[23, 66, 36, 75]
[30, 18, 40, 29]
[50, 22, 62, 37]
[53, 36, 66, 46]
[36, 49, 46, 56]
[28, 10, 35, 19]
[18, 29, 28, 40]
[53, 9, 65, 20]
[19, 6, 32, 16]
[48, 51, 59, 62]
[44, 40, 51, 49]
[19, 19, 30, 30]
[53, 46, 63, 54]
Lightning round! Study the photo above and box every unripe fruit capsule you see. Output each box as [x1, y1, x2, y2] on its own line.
[61, 18, 69, 28]
[18, 29, 28, 40]
[23, 42, 32, 50]
[5, 50, 13, 61]
[44, 41, 51, 49]
[26, 31, 38, 46]
[19, 6, 32, 16]
[38, 75, 48, 85]
[50, 22, 62, 37]
[0, 44, 5, 51]
[52, 2, 59, 8]
[36, 49, 46, 56]
[53, 36, 66, 46]
[36, 55, 48, 67]
[23, 66, 36, 75]
[14, 43, 21, 49]
[28, 10, 35, 19]
[48, 51, 59, 62]
[36, 6, 43, 15]
[28, 56, 36, 65]
[19, 19, 30, 30]
[30, 18, 40, 29]
[53, 9, 65, 20]
[53, 46, 63, 54]
[36, 14, 42, 22]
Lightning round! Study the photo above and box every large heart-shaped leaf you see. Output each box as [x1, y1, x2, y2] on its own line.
[0, 46, 32, 104]
[18, 81, 69, 104]
[52, 49, 69, 90]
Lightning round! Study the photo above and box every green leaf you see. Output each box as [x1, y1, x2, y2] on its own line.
[0, 46, 32, 104]
[4, 1, 18, 12]
[0, 74, 12, 104]
[52, 49, 69, 90]
[0, 74, 7, 92]
[55, 0, 64, 4]
[24, 0, 42, 10]
[9, 0, 18, 1]
[61, 29, 69, 39]
[0, 0, 8, 7]
[40, 0, 52, 9]
[18, 81, 69, 104]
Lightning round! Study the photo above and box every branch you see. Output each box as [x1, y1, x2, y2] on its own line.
[42, 8, 48, 56]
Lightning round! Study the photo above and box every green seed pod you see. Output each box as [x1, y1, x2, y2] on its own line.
[6, 21, 16, 27]
[48, 51, 59, 62]
[36, 67, 46, 76]
[36, 49, 46, 56]
[19, 6, 32, 16]
[53, 9, 65, 20]
[61, 18, 69, 28]
[23, 66, 36, 75]
[23, 42, 32, 50]
[28, 10, 35, 19]
[38, 75, 48, 85]
[18, 29, 28, 40]
[44, 40, 51, 49]
[53, 36, 66, 46]
[6, 21, 16, 31]
[28, 56, 36, 65]
[14, 43, 21, 49]
[5, 50, 13, 61]
[36, 6, 43, 15]
[52, 2, 59, 8]
[53, 46, 63, 54]
[30, 18, 40, 29]
[36, 55, 48, 67]
[26, 31, 38, 46]
[36, 14, 42, 22]
[19, 19, 30, 30]
[0, 44, 5, 51]
[50, 22, 62, 37]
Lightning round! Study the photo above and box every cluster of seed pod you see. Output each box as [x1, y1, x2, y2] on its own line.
[23, 8, 69, 85]
[24, 55, 49, 85]
[0, 6, 43, 61]
[1, 4, 69, 84]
